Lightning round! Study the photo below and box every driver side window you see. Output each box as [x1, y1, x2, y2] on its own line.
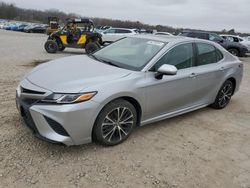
[153, 43, 194, 71]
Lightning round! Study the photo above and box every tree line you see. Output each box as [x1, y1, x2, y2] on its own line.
[0, 1, 248, 35]
[0, 1, 177, 32]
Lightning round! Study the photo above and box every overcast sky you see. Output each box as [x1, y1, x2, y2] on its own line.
[3, 0, 250, 33]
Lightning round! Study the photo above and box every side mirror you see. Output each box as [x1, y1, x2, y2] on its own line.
[155, 64, 177, 80]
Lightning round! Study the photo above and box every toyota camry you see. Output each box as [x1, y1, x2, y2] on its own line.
[16, 35, 243, 146]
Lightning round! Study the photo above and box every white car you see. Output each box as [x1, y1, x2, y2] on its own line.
[154, 32, 173, 36]
[220, 34, 250, 52]
[101, 28, 137, 44]
[245, 36, 250, 42]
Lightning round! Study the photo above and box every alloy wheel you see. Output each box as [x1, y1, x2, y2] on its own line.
[218, 82, 234, 108]
[101, 107, 134, 143]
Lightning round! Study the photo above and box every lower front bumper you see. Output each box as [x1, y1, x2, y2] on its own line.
[16, 97, 101, 146]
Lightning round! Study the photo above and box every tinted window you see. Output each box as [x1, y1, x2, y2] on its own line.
[153, 43, 194, 70]
[105, 29, 115, 33]
[216, 49, 224, 61]
[233, 37, 239, 42]
[196, 43, 222, 66]
[116, 29, 132, 33]
[193, 33, 208, 39]
[179, 32, 189, 37]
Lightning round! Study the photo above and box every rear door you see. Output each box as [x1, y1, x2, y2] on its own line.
[189, 42, 225, 104]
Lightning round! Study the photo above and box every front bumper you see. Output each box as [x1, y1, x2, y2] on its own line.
[16, 80, 101, 146]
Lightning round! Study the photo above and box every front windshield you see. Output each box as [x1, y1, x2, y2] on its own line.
[93, 38, 166, 71]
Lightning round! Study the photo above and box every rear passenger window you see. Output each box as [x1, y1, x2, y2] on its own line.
[194, 33, 208, 39]
[216, 49, 224, 61]
[116, 29, 131, 33]
[196, 43, 223, 66]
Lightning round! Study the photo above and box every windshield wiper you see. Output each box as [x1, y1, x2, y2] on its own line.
[88, 54, 121, 68]
[88, 54, 101, 62]
[100, 59, 121, 68]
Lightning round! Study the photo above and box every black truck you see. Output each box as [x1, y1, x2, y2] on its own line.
[179, 30, 248, 57]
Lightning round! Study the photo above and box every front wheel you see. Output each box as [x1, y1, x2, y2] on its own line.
[211, 80, 234, 109]
[93, 99, 137, 146]
[44, 40, 58, 53]
[85, 42, 100, 54]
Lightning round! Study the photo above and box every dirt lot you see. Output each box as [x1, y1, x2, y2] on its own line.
[0, 29, 250, 188]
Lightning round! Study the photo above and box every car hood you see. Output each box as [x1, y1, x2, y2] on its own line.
[26, 55, 132, 93]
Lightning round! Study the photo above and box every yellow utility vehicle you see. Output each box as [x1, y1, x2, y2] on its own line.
[46, 17, 60, 35]
[44, 18, 102, 54]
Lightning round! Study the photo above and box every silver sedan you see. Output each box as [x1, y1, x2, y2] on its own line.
[16, 35, 243, 146]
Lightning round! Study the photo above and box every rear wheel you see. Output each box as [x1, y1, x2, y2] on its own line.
[85, 42, 100, 54]
[211, 80, 234, 109]
[44, 40, 58, 53]
[93, 99, 137, 146]
[228, 48, 240, 57]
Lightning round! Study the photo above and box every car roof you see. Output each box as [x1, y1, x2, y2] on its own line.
[181, 30, 213, 35]
[108, 28, 134, 30]
[220, 34, 241, 37]
[130, 34, 208, 44]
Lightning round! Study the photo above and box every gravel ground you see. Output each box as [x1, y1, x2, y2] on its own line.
[0, 29, 250, 188]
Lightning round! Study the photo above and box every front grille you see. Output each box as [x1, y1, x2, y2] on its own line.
[22, 98, 40, 105]
[21, 87, 46, 95]
[20, 103, 39, 134]
[44, 116, 69, 136]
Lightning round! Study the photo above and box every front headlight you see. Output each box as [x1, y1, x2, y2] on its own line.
[42, 92, 97, 104]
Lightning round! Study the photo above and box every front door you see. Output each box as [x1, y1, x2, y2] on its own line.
[144, 42, 199, 120]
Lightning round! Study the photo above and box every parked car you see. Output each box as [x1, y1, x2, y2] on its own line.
[220, 34, 250, 52]
[4, 22, 14, 30]
[154, 32, 173, 36]
[18, 24, 29, 32]
[1, 22, 10, 29]
[0, 20, 7, 29]
[24, 24, 47, 33]
[0, 23, 6, 29]
[16, 35, 243, 146]
[95, 26, 112, 33]
[10, 23, 24, 31]
[179, 30, 248, 57]
[101, 28, 137, 44]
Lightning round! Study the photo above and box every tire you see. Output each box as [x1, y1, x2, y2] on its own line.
[93, 99, 137, 146]
[44, 40, 58, 53]
[210, 80, 234, 109]
[58, 43, 65, 51]
[228, 48, 240, 57]
[85, 42, 100, 54]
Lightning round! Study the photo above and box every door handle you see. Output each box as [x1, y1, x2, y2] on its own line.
[189, 73, 197, 78]
[219, 67, 225, 71]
